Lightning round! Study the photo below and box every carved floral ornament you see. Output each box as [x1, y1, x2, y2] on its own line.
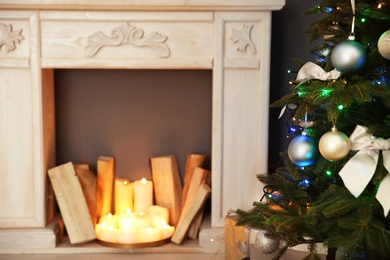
[230, 24, 257, 54]
[0, 23, 24, 53]
[85, 22, 170, 58]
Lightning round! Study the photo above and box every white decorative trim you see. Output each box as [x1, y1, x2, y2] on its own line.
[230, 24, 256, 54]
[85, 22, 170, 58]
[0, 23, 24, 53]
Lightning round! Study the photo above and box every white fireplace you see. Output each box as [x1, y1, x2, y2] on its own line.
[0, 0, 285, 253]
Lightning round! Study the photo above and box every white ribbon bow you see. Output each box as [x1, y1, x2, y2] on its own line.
[296, 62, 341, 85]
[339, 125, 390, 216]
[278, 62, 341, 119]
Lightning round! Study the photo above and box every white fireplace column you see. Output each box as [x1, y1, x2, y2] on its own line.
[0, 0, 285, 249]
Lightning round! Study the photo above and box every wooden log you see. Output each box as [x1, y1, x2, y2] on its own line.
[48, 162, 96, 244]
[181, 154, 207, 210]
[171, 182, 211, 245]
[96, 156, 114, 220]
[74, 167, 97, 225]
[74, 164, 90, 171]
[150, 155, 182, 226]
[187, 168, 211, 239]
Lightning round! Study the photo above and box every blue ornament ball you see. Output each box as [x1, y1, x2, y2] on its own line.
[331, 40, 367, 73]
[288, 134, 318, 167]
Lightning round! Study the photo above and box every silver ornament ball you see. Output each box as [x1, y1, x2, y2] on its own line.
[288, 134, 318, 167]
[331, 40, 367, 73]
[378, 30, 390, 60]
[319, 127, 351, 161]
[254, 230, 280, 254]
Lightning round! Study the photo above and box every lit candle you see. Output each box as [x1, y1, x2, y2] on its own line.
[147, 205, 169, 228]
[158, 222, 175, 239]
[99, 223, 119, 243]
[118, 208, 134, 230]
[98, 213, 118, 228]
[133, 178, 153, 212]
[117, 229, 139, 244]
[130, 211, 151, 230]
[138, 227, 162, 243]
[115, 178, 134, 214]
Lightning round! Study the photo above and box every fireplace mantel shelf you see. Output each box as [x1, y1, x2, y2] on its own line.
[0, 0, 285, 253]
[0, 0, 285, 11]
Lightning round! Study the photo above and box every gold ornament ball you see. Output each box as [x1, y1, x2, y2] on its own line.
[378, 30, 390, 60]
[319, 127, 351, 161]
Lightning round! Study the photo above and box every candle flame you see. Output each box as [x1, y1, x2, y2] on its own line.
[141, 178, 147, 184]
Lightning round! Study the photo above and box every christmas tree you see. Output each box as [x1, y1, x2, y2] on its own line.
[236, 1, 390, 259]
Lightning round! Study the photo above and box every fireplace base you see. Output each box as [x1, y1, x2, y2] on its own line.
[0, 215, 224, 258]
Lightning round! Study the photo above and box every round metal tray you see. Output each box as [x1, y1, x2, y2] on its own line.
[96, 237, 171, 248]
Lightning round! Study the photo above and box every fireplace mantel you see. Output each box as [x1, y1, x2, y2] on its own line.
[0, 0, 285, 252]
[0, 0, 285, 11]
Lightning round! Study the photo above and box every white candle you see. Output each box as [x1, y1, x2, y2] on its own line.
[115, 178, 134, 214]
[130, 211, 151, 230]
[133, 178, 153, 212]
[99, 224, 119, 243]
[98, 213, 118, 228]
[139, 227, 162, 243]
[117, 229, 139, 244]
[158, 222, 175, 239]
[147, 205, 169, 228]
[118, 208, 134, 230]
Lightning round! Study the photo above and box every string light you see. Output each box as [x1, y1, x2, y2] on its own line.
[321, 89, 332, 96]
[326, 170, 332, 176]
[338, 104, 344, 110]
[324, 7, 334, 13]
[378, 3, 383, 9]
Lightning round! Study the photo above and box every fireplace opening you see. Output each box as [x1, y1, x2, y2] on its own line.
[54, 69, 212, 182]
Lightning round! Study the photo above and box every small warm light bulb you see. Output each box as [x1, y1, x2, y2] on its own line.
[141, 178, 147, 184]
[123, 180, 128, 185]
[378, 3, 383, 8]
[107, 213, 112, 218]
[147, 227, 153, 234]
[126, 208, 131, 215]
[139, 211, 144, 216]
[210, 238, 215, 242]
